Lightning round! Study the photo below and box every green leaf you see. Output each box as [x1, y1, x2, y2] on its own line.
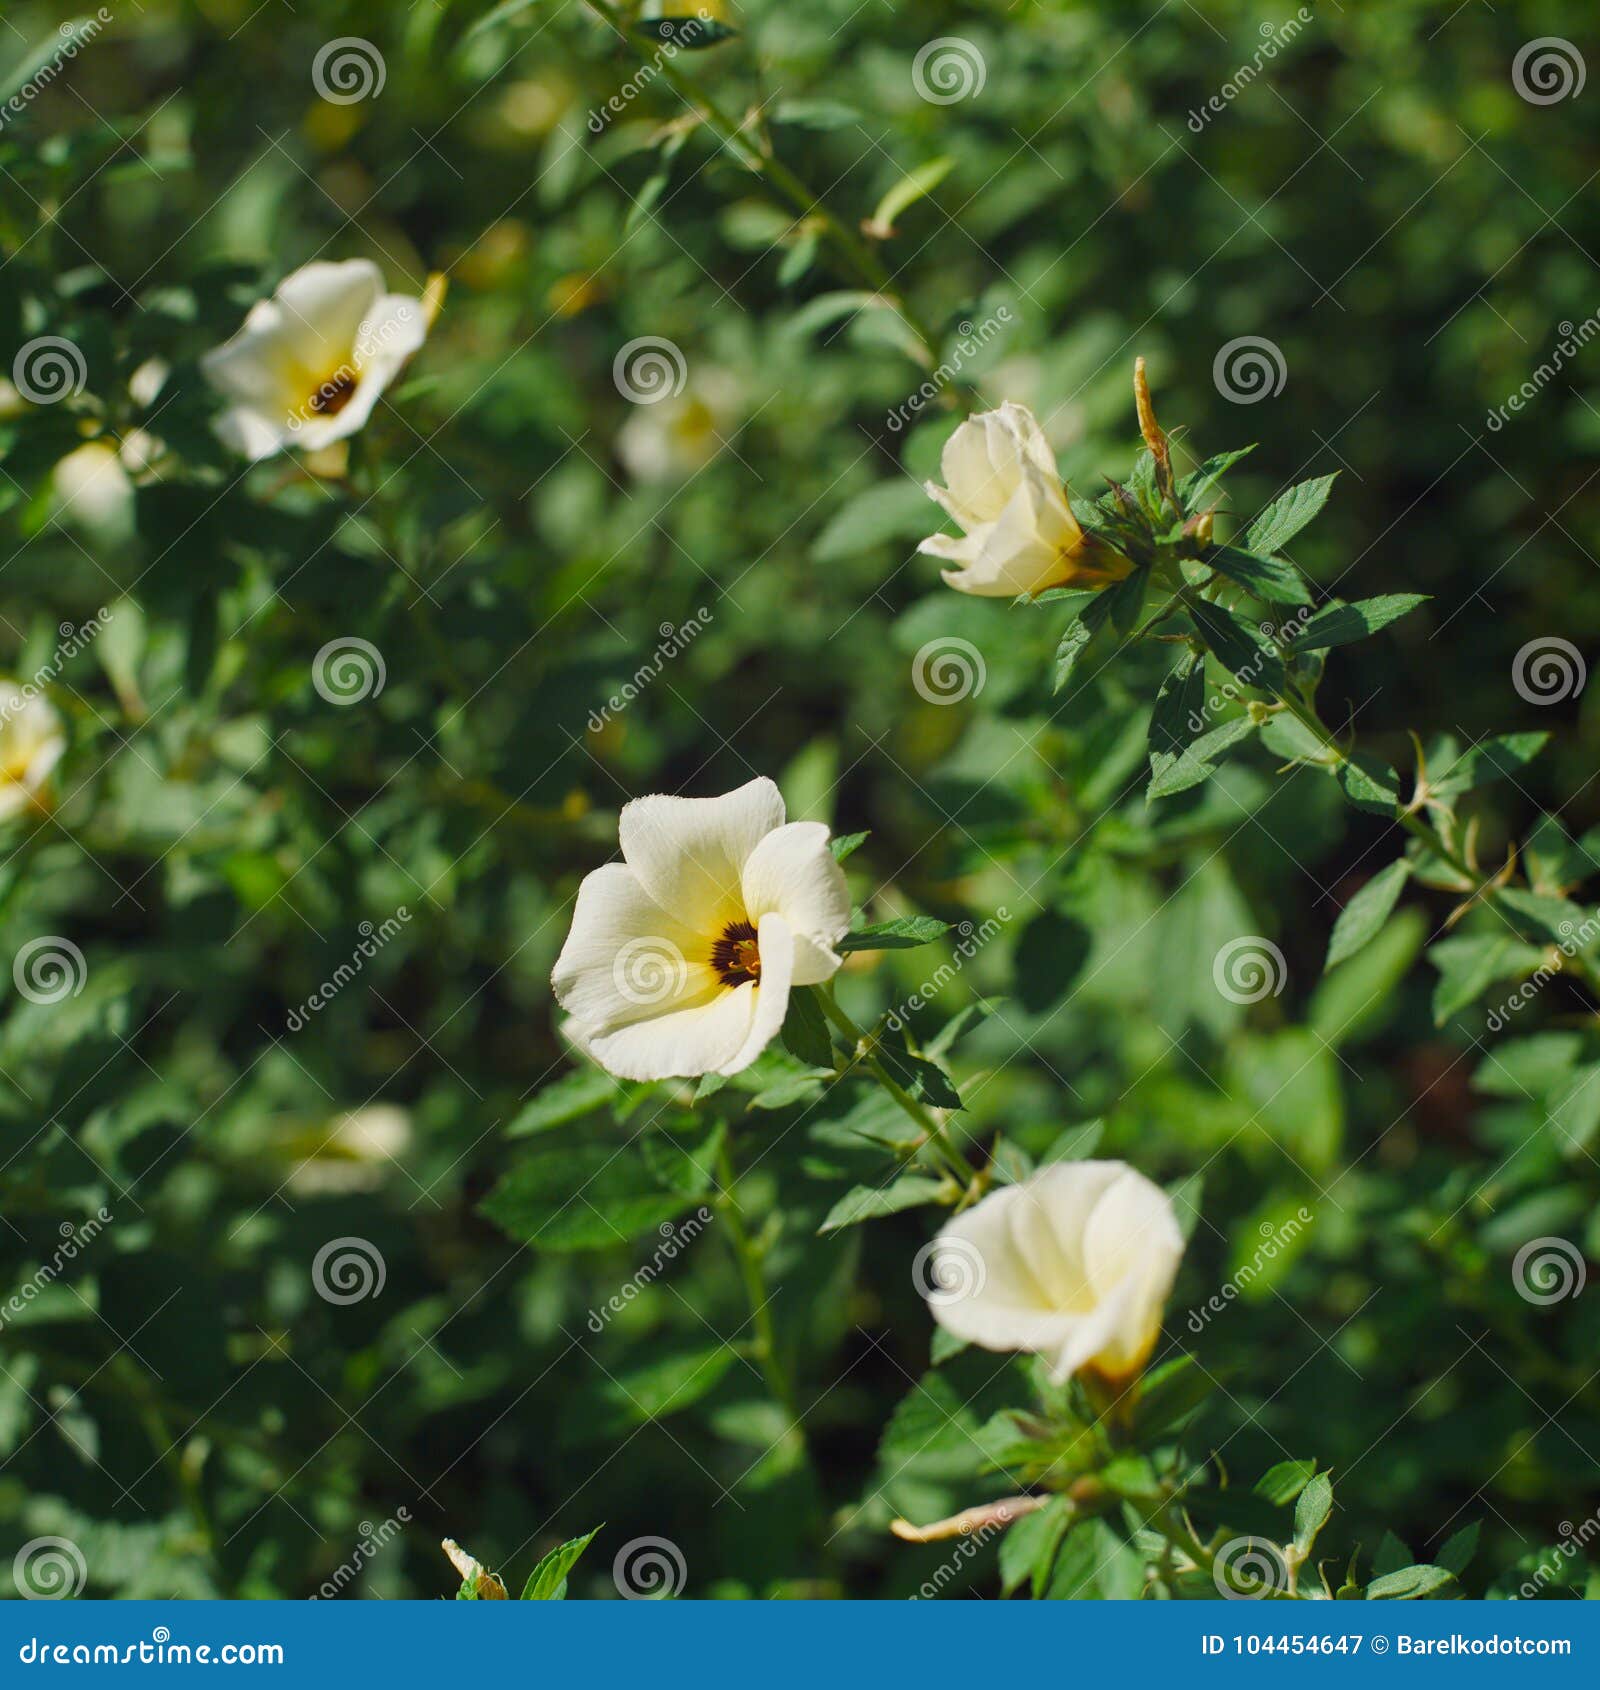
[1188, 597, 1284, 692]
[772, 100, 862, 130]
[1548, 1062, 1600, 1154]
[829, 830, 869, 862]
[817, 1174, 946, 1235]
[1428, 934, 1543, 1024]
[1146, 715, 1256, 800]
[2, 20, 100, 101]
[1245, 473, 1337, 556]
[999, 1496, 1073, 1599]
[782, 986, 835, 1069]
[1325, 859, 1411, 970]
[869, 156, 955, 233]
[1206, 545, 1313, 606]
[1255, 1458, 1318, 1507]
[1335, 754, 1401, 816]
[1148, 654, 1204, 763]
[1310, 909, 1425, 1047]
[521, 1527, 599, 1600]
[1177, 445, 1255, 507]
[1133, 1355, 1212, 1438]
[811, 480, 932, 562]
[837, 915, 952, 952]
[596, 1347, 736, 1427]
[874, 1038, 962, 1110]
[1293, 1470, 1333, 1556]
[633, 18, 738, 48]
[1052, 590, 1116, 693]
[1436, 1521, 1480, 1578]
[1040, 1119, 1104, 1163]
[1292, 594, 1428, 651]
[1367, 1564, 1456, 1600]
[481, 1146, 695, 1251]
[506, 1068, 628, 1138]
[1430, 732, 1548, 799]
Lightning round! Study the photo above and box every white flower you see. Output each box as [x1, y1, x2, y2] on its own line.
[919, 401, 1127, 598]
[553, 776, 851, 1081]
[201, 260, 432, 461]
[926, 1161, 1183, 1385]
[286, 1104, 412, 1196]
[53, 441, 135, 540]
[0, 686, 66, 823]
[616, 368, 742, 484]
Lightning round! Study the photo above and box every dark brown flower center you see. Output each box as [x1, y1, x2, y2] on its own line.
[308, 367, 359, 417]
[710, 919, 760, 987]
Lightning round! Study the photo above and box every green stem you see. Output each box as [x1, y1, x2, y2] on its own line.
[585, 0, 944, 368]
[712, 1135, 803, 1436]
[813, 984, 982, 1188]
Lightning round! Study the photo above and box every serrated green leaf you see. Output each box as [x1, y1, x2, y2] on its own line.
[1255, 1458, 1318, 1507]
[782, 986, 835, 1069]
[1326, 859, 1411, 970]
[1367, 1564, 1456, 1600]
[817, 1174, 946, 1235]
[1188, 596, 1285, 692]
[837, 915, 952, 951]
[1207, 545, 1313, 606]
[1292, 594, 1428, 651]
[521, 1527, 599, 1600]
[1293, 1470, 1333, 1555]
[1430, 732, 1548, 799]
[1245, 473, 1337, 556]
[506, 1068, 629, 1138]
[829, 830, 868, 862]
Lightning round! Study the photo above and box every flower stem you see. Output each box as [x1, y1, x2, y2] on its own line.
[583, 0, 944, 368]
[813, 984, 983, 1190]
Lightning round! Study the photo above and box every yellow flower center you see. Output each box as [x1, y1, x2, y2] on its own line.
[710, 919, 760, 987]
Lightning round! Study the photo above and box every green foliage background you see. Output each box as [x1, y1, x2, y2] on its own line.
[2, 0, 1598, 1599]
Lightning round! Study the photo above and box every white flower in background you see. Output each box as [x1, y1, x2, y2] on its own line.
[926, 1161, 1184, 1385]
[0, 687, 66, 823]
[919, 401, 1128, 598]
[617, 368, 742, 483]
[285, 1104, 413, 1197]
[553, 776, 850, 1081]
[53, 441, 134, 541]
[201, 260, 436, 461]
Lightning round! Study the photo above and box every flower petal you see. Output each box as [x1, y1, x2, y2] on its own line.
[717, 910, 794, 1074]
[740, 822, 849, 985]
[585, 984, 758, 1081]
[551, 863, 718, 1035]
[619, 776, 785, 934]
[272, 259, 385, 376]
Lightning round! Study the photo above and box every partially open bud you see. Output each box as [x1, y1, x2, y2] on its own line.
[1134, 355, 1173, 502]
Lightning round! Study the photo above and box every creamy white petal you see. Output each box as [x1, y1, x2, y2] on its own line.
[618, 776, 785, 934]
[586, 984, 759, 1082]
[740, 822, 849, 986]
[272, 259, 384, 375]
[550, 862, 719, 1035]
